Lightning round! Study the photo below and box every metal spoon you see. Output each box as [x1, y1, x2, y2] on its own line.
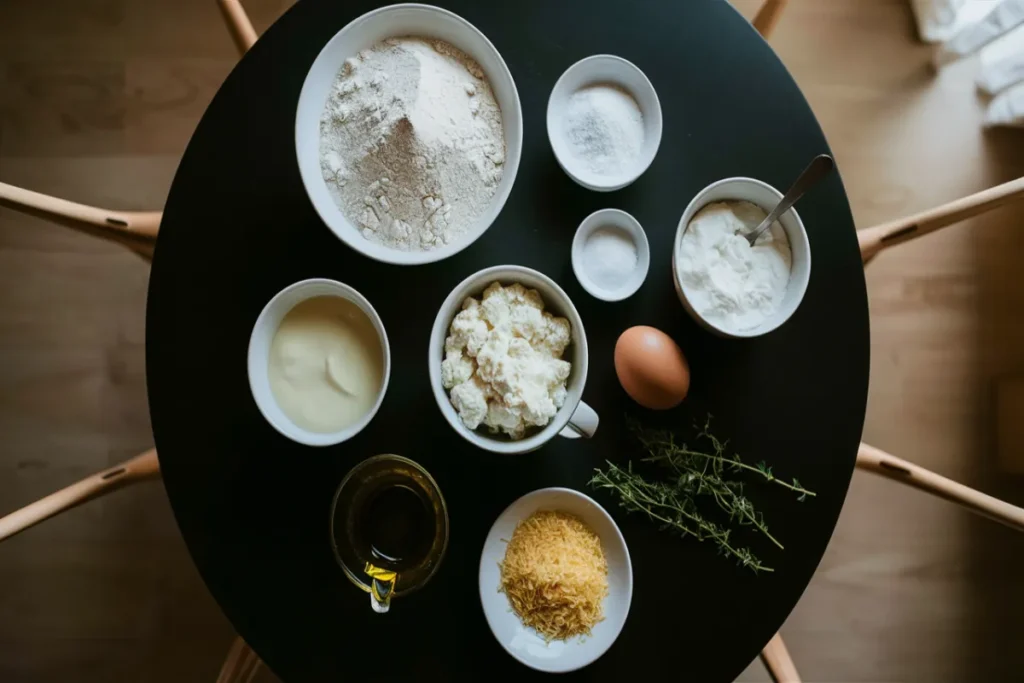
[743, 154, 835, 246]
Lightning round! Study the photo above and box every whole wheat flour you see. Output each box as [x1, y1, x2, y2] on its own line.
[318, 38, 506, 251]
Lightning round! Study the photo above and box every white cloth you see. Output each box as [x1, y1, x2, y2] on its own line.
[912, 0, 971, 42]
[978, 23, 1024, 93]
[924, 0, 1024, 125]
[985, 81, 1024, 126]
[934, 0, 1024, 64]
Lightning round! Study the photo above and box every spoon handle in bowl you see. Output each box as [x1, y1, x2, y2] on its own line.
[745, 154, 834, 246]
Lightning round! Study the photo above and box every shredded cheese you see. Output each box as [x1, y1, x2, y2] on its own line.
[499, 510, 608, 641]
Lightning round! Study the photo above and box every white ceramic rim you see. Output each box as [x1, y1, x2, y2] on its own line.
[671, 177, 812, 338]
[546, 54, 663, 192]
[571, 208, 651, 302]
[427, 265, 589, 454]
[294, 3, 523, 265]
[247, 278, 391, 446]
[478, 487, 633, 673]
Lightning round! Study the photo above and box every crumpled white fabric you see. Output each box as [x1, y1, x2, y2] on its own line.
[985, 81, 1024, 126]
[935, 0, 1024, 64]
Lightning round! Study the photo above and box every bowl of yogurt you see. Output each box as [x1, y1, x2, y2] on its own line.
[671, 178, 811, 338]
[248, 279, 390, 447]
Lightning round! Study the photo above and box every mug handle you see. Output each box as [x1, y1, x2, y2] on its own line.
[558, 400, 599, 439]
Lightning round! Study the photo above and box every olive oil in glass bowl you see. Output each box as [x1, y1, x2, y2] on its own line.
[329, 454, 449, 613]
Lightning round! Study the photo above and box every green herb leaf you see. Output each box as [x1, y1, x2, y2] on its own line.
[590, 419, 816, 573]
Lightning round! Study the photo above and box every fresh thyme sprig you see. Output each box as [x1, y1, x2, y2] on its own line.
[635, 418, 816, 502]
[589, 419, 815, 573]
[590, 461, 773, 573]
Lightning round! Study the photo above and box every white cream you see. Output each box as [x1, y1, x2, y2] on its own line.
[677, 201, 792, 332]
[269, 296, 383, 433]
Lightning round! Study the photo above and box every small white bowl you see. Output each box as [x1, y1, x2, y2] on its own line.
[428, 265, 599, 454]
[295, 4, 523, 265]
[571, 209, 650, 301]
[479, 487, 633, 673]
[671, 178, 812, 338]
[247, 279, 391, 446]
[547, 55, 662, 192]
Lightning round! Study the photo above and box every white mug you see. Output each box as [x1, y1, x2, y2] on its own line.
[428, 265, 599, 454]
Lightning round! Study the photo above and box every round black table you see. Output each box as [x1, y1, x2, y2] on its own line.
[146, 0, 869, 680]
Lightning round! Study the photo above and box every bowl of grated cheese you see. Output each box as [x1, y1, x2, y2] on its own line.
[479, 487, 633, 673]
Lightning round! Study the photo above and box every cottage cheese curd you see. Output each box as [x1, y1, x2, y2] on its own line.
[441, 282, 572, 439]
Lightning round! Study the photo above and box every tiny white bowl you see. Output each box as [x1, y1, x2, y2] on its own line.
[671, 178, 812, 338]
[247, 279, 391, 446]
[547, 55, 662, 192]
[295, 4, 523, 265]
[571, 208, 650, 302]
[479, 487, 633, 673]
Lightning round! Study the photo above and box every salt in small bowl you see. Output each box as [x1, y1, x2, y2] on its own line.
[547, 55, 662, 192]
[572, 209, 650, 302]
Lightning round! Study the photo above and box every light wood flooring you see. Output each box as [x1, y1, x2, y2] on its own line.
[1, 1, 1022, 681]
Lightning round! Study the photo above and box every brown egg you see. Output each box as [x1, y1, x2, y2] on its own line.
[614, 326, 690, 410]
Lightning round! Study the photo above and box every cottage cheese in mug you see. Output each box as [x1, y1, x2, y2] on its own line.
[440, 283, 571, 440]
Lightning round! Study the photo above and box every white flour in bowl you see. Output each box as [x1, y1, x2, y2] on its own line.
[676, 201, 792, 332]
[318, 38, 506, 251]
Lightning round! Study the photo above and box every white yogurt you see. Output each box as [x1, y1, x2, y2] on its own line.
[268, 296, 384, 433]
[676, 201, 792, 332]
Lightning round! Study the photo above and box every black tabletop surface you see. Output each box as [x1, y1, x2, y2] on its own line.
[146, 0, 870, 680]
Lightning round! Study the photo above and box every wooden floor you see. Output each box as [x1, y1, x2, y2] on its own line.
[0, 1, 1021, 681]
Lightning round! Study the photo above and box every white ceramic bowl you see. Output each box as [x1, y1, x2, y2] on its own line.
[547, 55, 662, 192]
[671, 178, 812, 338]
[295, 4, 523, 265]
[247, 279, 391, 446]
[571, 208, 650, 301]
[428, 265, 599, 454]
[479, 487, 633, 673]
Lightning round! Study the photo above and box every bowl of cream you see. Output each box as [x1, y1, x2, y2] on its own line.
[671, 178, 811, 338]
[248, 279, 390, 446]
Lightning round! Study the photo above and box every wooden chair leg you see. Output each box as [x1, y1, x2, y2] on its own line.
[218, 0, 258, 55]
[0, 181, 160, 260]
[752, 0, 790, 40]
[857, 443, 1024, 533]
[858, 176, 1024, 265]
[760, 632, 802, 683]
[216, 636, 262, 683]
[0, 449, 161, 543]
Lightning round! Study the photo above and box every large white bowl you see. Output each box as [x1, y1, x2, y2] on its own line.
[428, 265, 599, 454]
[295, 4, 523, 265]
[479, 487, 633, 673]
[671, 177, 812, 338]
